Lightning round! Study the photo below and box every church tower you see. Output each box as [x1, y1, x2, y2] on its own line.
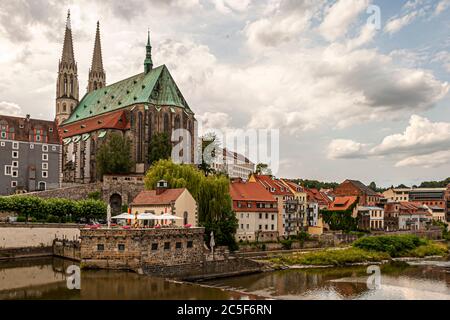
[56, 10, 79, 126]
[87, 21, 106, 93]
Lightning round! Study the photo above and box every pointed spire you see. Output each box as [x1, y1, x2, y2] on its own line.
[90, 21, 104, 72]
[144, 29, 153, 74]
[61, 9, 75, 63]
[87, 21, 106, 92]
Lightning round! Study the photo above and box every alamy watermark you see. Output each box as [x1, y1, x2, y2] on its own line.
[66, 265, 81, 290]
[366, 265, 382, 290]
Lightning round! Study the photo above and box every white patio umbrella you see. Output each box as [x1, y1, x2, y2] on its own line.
[137, 213, 159, 220]
[111, 213, 135, 220]
[160, 213, 183, 220]
[107, 204, 112, 229]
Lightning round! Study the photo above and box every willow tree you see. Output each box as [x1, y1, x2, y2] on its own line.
[145, 159, 238, 250]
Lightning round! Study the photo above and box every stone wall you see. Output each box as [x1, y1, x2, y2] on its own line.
[102, 175, 145, 207]
[143, 258, 263, 280]
[0, 223, 81, 249]
[9, 183, 101, 201]
[80, 227, 205, 271]
[53, 238, 81, 261]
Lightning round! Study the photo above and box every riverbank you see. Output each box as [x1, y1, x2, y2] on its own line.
[264, 235, 449, 269]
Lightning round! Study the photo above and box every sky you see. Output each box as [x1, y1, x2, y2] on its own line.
[0, 0, 449, 187]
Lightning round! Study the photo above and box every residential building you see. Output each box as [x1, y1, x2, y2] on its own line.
[229, 179, 278, 242]
[305, 202, 324, 235]
[384, 202, 400, 231]
[387, 202, 432, 231]
[357, 206, 384, 231]
[424, 205, 446, 223]
[0, 114, 61, 195]
[304, 187, 332, 210]
[57, 13, 197, 183]
[334, 179, 380, 206]
[328, 196, 359, 216]
[212, 148, 255, 180]
[130, 180, 198, 227]
[382, 188, 410, 202]
[249, 174, 297, 237]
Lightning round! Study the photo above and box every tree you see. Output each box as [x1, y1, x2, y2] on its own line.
[96, 132, 132, 178]
[148, 132, 172, 165]
[369, 181, 377, 192]
[144, 159, 238, 250]
[255, 163, 271, 175]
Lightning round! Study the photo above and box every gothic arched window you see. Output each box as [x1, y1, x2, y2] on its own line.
[174, 115, 181, 130]
[64, 74, 68, 95]
[94, 81, 97, 90]
[137, 112, 144, 162]
[148, 112, 153, 141]
[164, 113, 170, 134]
[63, 103, 67, 112]
[70, 75, 74, 97]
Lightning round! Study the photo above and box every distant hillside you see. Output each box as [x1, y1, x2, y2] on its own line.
[292, 179, 339, 190]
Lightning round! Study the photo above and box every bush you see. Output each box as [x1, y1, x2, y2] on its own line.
[280, 239, 293, 250]
[408, 242, 448, 258]
[272, 248, 390, 266]
[0, 196, 106, 223]
[16, 216, 26, 222]
[87, 191, 102, 200]
[353, 235, 427, 257]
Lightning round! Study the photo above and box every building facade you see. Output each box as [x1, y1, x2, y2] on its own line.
[0, 115, 61, 195]
[130, 180, 198, 227]
[334, 179, 380, 206]
[357, 206, 384, 231]
[212, 148, 255, 181]
[57, 14, 197, 184]
[230, 179, 278, 242]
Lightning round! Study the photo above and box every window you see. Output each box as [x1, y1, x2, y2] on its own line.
[240, 224, 244, 229]
[42, 171, 48, 178]
[265, 225, 268, 230]
[246, 224, 249, 229]
[272, 215, 275, 220]
[42, 163, 48, 170]
[151, 243, 158, 251]
[52, 146, 56, 151]
[38, 182, 46, 191]
[1, 142, 4, 147]
[12, 170, 18, 177]
[271, 225, 274, 230]
[30, 144, 34, 149]
[247, 203, 252, 208]
[175, 242, 182, 249]
[49, 127, 53, 132]
[42, 145, 48, 152]
[259, 225, 262, 230]
[12, 161, 18, 168]
[164, 242, 170, 250]
[187, 241, 193, 248]
[42, 154, 48, 161]
[12, 142, 19, 149]
[97, 244, 104, 251]
[4, 165, 11, 175]
[259, 213, 262, 219]
[183, 211, 188, 226]
[118, 244, 125, 251]
[12, 151, 18, 158]
[265, 213, 268, 219]
[11, 181, 17, 188]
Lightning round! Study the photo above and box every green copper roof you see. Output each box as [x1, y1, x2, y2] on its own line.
[63, 64, 192, 125]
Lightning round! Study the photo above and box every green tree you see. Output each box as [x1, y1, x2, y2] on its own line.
[255, 163, 271, 175]
[144, 159, 238, 250]
[96, 132, 132, 179]
[369, 181, 377, 192]
[148, 132, 172, 165]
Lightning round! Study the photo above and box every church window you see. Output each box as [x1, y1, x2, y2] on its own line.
[148, 112, 153, 141]
[94, 81, 97, 90]
[70, 75, 74, 97]
[174, 115, 180, 129]
[63, 104, 67, 112]
[64, 74, 68, 95]
[164, 113, 170, 134]
[137, 112, 144, 162]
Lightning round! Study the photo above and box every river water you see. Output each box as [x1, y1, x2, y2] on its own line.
[1, 257, 449, 300]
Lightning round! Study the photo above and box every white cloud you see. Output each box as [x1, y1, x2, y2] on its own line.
[318, 0, 369, 41]
[370, 115, 450, 155]
[328, 115, 450, 168]
[433, 51, 450, 73]
[212, 0, 252, 14]
[0, 101, 23, 116]
[396, 150, 450, 168]
[435, 0, 450, 15]
[327, 139, 367, 159]
[384, 11, 418, 34]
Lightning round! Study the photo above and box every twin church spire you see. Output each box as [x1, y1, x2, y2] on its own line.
[56, 9, 154, 125]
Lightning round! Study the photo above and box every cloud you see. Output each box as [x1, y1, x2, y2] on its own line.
[433, 51, 450, 73]
[244, 0, 325, 50]
[327, 139, 367, 159]
[328, 115, 450, 168]
[318, 0, 369, 41]
[435, 0, 450, 15]
[0, 101, 23, 116]
[384, 11, 418, 34]
[212, 0, 252, 14]
[396, 150, 450, 168]
[370, 115, 450, 156]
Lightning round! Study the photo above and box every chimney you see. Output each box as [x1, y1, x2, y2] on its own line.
[156, 180, 168, 195]
[26, 114, 30, 122]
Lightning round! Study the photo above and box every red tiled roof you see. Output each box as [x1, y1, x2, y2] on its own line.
[280, 179, 304, 193]
[0, 114, 60, 144]
[253, 175, 293, 196]
[230, 181, 277, 202]
[59, 109, 129, 138]
[328, 196, 358, 211]
[305, 188, 332, 205]
[131, 188, 186, 205]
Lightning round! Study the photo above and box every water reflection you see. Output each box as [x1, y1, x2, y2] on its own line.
[1, 258, 449, 300]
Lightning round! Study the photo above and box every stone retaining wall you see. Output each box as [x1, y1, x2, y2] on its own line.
[80, 228, 205, 271]
[9, 183, 102, 201]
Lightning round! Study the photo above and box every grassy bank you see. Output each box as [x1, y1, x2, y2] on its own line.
[269, 235, 448, 267]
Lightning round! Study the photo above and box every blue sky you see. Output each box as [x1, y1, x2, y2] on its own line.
[0, 0, 449, 187]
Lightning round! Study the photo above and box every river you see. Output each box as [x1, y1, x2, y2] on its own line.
[1, 257, 449, 300]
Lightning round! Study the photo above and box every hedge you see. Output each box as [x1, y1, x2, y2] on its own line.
[0, 196, 106, 223]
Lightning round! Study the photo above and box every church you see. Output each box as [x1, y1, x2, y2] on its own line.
[57, 11, 197, 183]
